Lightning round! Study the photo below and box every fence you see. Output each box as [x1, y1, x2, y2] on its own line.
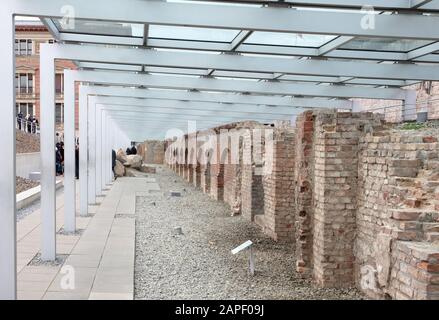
[16, 117, 40, 135]
[358, 97, 439, 124]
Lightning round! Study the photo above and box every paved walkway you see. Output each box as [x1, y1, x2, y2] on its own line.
[17, 177, 157, 300]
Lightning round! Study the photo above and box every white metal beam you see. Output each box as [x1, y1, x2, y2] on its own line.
[80, 84, 353, 109]
[59, 34, 439, 63]
[10, 0, 439, 39]
[45, 44, 439, 81]
[92, 95, 315, 115]
[318, 36, 355, 56]
[407, 41, 439, 60]
[64, 69, 405, 100]
[97, 103, 295, 122]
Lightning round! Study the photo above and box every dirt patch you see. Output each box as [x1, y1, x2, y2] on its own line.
[16, 176, 39, 194]
[16, 130, 40, 154]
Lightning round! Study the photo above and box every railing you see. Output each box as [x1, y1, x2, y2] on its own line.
[358, 98, 439, 124]
[16, 117, 40, 135]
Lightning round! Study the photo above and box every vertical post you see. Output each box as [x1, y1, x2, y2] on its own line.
[79, 86, 89, 216]
[104, 112, 111, 186]
[95, 103, 102, 196]
[63, 71, 76, 232]
[0, 9, 17, 300]
[88, 95, 96, 204]
[40, 44, 56, 261]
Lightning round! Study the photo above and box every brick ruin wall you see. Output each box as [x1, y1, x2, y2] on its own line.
[138, 140, 166, 164]
[161, 110, 439, 300]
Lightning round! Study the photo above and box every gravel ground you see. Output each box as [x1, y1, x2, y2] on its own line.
[16, 129, 40, 154]
[16, 176, 39, 194]
[135, 166, 365, 300]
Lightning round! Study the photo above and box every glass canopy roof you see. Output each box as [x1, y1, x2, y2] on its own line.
[244, 31, 336, 48]
[35, 0, 439, 92]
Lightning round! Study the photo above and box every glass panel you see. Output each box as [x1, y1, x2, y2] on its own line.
[212, 70, 274, 79]
[341, 37, 435, 52]
[149, 25, 240, 42]
[52, 19, 144, 38]
[244, 31, 336, 48]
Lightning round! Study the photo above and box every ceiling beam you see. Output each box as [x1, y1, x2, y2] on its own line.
[12, 0, 439, 40]
[318, 36, 355, 56]
[49, 43, 439, 81]
[95, 97, 303, 117]
[200, 0, 439, 10]
[57, 34, 439, 64]
[102, 105, 290, 122]
[83, 85, 353, 109]
[411, 0, 434, 9]
[66, 69, 405, 100]
[407, 41, 439, 60]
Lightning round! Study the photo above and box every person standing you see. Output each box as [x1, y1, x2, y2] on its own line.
[26, 114, 32, 133]
[130, 143, 137, 155]
[17, 111, 23, 130]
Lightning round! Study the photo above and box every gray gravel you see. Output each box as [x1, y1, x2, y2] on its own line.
[134, 166, 365, 300]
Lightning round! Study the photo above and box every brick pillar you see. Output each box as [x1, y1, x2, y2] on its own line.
[211, 164, 224, 201]
[188, 164, 194, 184]
[193, 164, 201, 188]
[242, 165, 264, 221]
[183, 164, 189, 180]
[312, 112, 359, 288]
[201, 164, 211, 194]
[295, 111, 315, 277]
[257, 129, 295, 242]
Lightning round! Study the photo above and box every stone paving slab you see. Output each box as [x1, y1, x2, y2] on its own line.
[16, 177, 157, 300]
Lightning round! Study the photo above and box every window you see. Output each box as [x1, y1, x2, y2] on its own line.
[55, 73, 64, 94]
[15, 103, 34, 117]
[48, 39, 57, 44]
[15, 73, 33, 94]
[14, 39, 33, 55]
[56, 103, 64, 124]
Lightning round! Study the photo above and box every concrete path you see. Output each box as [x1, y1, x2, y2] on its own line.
[17, 177, 158, 300]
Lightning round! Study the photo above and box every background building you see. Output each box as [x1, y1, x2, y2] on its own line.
[15, 19, 79, 130]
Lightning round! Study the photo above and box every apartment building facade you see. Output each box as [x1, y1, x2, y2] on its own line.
[15, 20, 79, 129]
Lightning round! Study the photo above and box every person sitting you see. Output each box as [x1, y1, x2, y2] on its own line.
[130, 145, 137, 155]
[126, 147, 132, 155]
